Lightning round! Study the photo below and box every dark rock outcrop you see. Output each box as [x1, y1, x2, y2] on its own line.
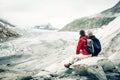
[0, 23, 19, 42]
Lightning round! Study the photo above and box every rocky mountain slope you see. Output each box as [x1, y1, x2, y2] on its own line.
[101, 1, 120, 15]
[61, 1, 120, 31]
[0, 21, 19, 42]
[95, 16, 120, 57]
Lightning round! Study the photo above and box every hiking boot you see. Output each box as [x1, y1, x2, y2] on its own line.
[64, 63, 71, 68]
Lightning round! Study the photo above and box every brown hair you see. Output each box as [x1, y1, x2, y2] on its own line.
[79, 30, 85, 38]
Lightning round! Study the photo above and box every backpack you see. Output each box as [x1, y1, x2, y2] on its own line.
[86, 39, 94, 55]
[86, 36, 101, 56]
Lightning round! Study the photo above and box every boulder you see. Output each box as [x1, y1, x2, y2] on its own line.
[70, 57, 108, 80]
[87, 65, 107, 80]
[97, 58, 115, 72]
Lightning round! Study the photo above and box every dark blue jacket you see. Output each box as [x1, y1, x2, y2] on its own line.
[89, 35, 101, 56]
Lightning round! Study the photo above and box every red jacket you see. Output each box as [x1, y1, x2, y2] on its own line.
[76, 35, 89, 55]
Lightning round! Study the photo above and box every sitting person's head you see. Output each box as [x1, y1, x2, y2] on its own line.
[86, 30, 93, 36]
[79, 30, 85, 38]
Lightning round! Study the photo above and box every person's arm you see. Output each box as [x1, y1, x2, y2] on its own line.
[76, 39, 83, 55]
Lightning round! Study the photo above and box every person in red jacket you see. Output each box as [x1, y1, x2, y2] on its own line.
[64, 30, 91, 68]
[76, 30, 89, 55]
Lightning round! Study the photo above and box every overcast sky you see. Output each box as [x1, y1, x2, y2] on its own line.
[0, 0, 119, 29]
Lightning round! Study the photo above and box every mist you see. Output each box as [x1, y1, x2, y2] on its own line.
[0, 0, 119, 29]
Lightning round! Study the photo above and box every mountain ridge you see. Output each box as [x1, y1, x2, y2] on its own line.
[60, 1, 120, 31]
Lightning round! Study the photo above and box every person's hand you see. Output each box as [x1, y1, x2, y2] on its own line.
[76, 53, 79, 55]
[76, 50, 81, 55]
[79, 50, 82, 53]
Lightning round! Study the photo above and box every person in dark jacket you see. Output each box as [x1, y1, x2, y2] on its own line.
[64, 30, 91, 68]
[87, 30, 101, 56]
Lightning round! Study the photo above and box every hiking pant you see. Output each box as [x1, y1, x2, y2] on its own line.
[69, 54, 91, 64]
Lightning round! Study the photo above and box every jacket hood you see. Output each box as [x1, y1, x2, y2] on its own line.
[89, 35, 96, 40]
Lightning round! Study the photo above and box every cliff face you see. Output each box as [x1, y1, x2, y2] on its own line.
[95, 16, 120, 57]
[61, 1, 120, 31]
